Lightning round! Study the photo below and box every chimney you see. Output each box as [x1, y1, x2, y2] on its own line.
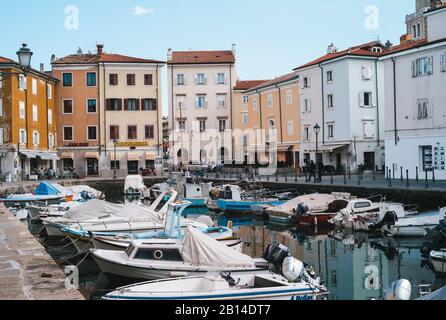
[327, 43, 338, 54]
[97, 44, 104, 55]
[167, 48, 172, 61]
[50, 54, 56, 63]
[384, 40, 393, 50]
[40, 63, 44, 73]
[400, 33, 412, 45]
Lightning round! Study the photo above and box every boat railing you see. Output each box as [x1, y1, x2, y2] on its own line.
[367, 194, 385, 203]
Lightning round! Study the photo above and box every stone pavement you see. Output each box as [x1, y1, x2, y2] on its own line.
[0, 204, 84, 300]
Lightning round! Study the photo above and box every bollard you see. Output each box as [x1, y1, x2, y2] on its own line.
[344, 170, 347, 185]
[267, 175, 269, 182]
[285, 174, 288, 182]
[373, 167, 376, 181]
[406, 169, 410, 188]
[331, 171, 333, 184]
[432, 169, 436, 183]
[392, 167, 395, 180]
[357, 172, 361, 186]
[348, 167, 351, 180]
[388, 169, 392, 187]
[276, 173, 278, 182]
[295, 172, 298, 182]
[416, 167, 419, 182]
[400, 167, 403, 181]
[425, 171, 429, 188]
[386, 166, 389, 180]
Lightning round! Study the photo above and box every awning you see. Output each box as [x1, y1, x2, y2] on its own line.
[305, 144, 349, 153]
[145, 152, 156, 160]
[60, 152, 74, 160]
[84, 151, 99, 159]
[37, 153, 60, 160]
[276, 144, 296, 152]
[109, 152, 121, 161]
[127, 152, 140, 161]
[19, 152, 37, 159]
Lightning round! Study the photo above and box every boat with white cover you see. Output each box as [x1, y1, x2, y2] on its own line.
[430, 249, 446, 275]
[124, 175, 150, 198]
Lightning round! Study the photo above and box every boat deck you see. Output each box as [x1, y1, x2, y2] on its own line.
[0, 204, 85, 300]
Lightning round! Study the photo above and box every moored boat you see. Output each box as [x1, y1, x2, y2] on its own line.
[430, 249, 446, 275]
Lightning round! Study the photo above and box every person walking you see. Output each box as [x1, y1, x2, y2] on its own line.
[308, 160, 316, 182]
[317, 161, 324, 181]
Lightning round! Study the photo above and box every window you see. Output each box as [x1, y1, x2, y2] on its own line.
[286, 90, 292, 104]
[106, 99, 122, 111]
[63, 100, 73, 114]
[48, 109, 53, 124]
[327, 124, 334, 139]
[303, 98, 311, 112]
[327, 94, 333, 109]
[412, 57, 433, 77]
[217, 94, 226, 108]
[124, 99, 139, 111]
[32, 78, 37, 95]
[243, 95, 249, 104]
[326, 71, 333, 82]
[62, 73, 72, 87]
[417, 99, 428, 119]
[421, 146, 433, 171]
[304, 127, 310, 141]
[360, 92, 374, 107]
[47, 84, 52, 99]
[86, 99, 97, 113]
[110, 125, 119, 140]
[32, 105, 38, 121]
[287, 120, 294, 135]
[177, 74, 185, 85]
[145, 125, 154, 139]
[372, 47, 382, 53]
[128, 125, 137, 140]
[196, 95, 206, 108]
[196, 73, 206, 85]
[48, 133, 54, 147]
[303, 77, 310, 88]
[219, 119, 227, 132]
[363, 120, 375, 139]
[269, 119, 275, 129]
[413, 24, 417, 38]
[253, 98, 257, 111]
[362, 66, 372, 80]
[0, 99, 2, 117]
[441, 53, 446, 72]
[19, 101, 25, 118]
[141, 99, 157, 111]
[109, 74, 118, 86]
[243, 113, 249, 125]
[87, 72, 96, 86]
[32, 131, 40, 145]
[63, 127, 73, 141]
[87, 126, 97, 140]
[111, 161, 120, 170]
[177, 120, 186, 130]
[19, 129, 27, 144]
[416, 23, 421, 38]
[268, 94, 273, 108]
[176, 95, 186, 109]
[19, 74, 27, 90]
[199, 120, 206, 133]
[243, 135, 248, 147]
[127, 74, 136, 85]
[217, 73, 225, 84]
[144, 74, 153, 86]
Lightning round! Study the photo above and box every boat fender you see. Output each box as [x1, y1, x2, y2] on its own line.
[282, 257, 304, 282]
[384, 279, 411, 300]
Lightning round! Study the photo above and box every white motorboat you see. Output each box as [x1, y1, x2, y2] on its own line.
[124, 175, 150, 198]
[91, 225, 270, 280]
[27, 200, 84, 221]
[430, 249, 446, 275]
[103, 271, 326, 300]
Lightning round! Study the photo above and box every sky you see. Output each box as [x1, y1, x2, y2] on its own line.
[1, 0, 414, 116]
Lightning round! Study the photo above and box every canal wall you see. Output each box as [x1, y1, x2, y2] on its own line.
[0, 204, 85, 300]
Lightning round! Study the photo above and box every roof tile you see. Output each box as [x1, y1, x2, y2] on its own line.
[168, 51, 235, 64]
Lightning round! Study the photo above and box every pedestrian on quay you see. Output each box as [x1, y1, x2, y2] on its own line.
[308, 160, 316, 182]
[317, 161, 324, 181]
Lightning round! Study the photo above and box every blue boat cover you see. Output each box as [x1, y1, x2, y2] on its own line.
[35, 182, 60, 196]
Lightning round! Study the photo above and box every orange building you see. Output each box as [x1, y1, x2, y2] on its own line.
[0, 57, 58, 181]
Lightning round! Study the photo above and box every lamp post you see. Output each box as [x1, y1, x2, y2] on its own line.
[314, 124, 321, 183]
[113, 139, 118, 179]
[0, 44, 33, 83]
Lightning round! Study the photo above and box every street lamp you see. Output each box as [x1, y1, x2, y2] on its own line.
[313, 124, 321, 183]
[0, 44, 33, 83]
[113, 139, 118, 179]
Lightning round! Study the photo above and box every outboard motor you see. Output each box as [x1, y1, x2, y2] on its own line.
[384, 279, 412, 300]
[282, 257, 320, 286]
[369, 211, 398, 231]
[295, 203, 309, 217]
[80, 190, 92, 201]
[262, 243, 290, 273]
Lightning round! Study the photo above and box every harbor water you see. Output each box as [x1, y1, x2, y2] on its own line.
[28, 194, 446, 300]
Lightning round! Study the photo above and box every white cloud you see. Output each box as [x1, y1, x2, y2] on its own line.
[132, 6, 155, 15]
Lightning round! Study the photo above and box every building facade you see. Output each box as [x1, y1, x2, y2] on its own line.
[381, 7, 446, 179]
[167, 48, 237, 165]
[0, 57, 58, 181]
[52, 45, 165, 177]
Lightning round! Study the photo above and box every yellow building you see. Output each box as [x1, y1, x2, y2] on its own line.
[0, 57, 58, 180]
[241, 72, 301, 169]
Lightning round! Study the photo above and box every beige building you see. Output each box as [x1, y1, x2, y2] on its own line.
[167, 47, 237, 165]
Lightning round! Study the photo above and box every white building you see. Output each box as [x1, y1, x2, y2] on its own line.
[381, 6, 446, 179]
[293, 42, 386, 173]
[167, 47, 237, 165]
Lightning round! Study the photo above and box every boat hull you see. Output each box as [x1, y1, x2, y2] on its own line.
[431, 251, 446, 275]
[296, 213, 334, 226]
[217, 199, 284, 213]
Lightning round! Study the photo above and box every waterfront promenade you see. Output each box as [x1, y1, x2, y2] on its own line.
[0, 204, 84, 300]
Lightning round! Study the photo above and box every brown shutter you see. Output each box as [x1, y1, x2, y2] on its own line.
[118, 99, 123, 111]
[123, 99, 128, 111]
[140, 99, 146, 110]
[153, 99, 157, 111]
[106, 99, 111, 111]
[135, 99, 140, 111]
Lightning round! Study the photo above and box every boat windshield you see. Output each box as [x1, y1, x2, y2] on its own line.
[125, 243, 135, 257]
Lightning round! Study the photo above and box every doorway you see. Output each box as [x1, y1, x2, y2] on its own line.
[363, 152, 375, 170]
[127, 161, 139, 174]
[336, 153, 342, 171]
[87, 158, 99, 176]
